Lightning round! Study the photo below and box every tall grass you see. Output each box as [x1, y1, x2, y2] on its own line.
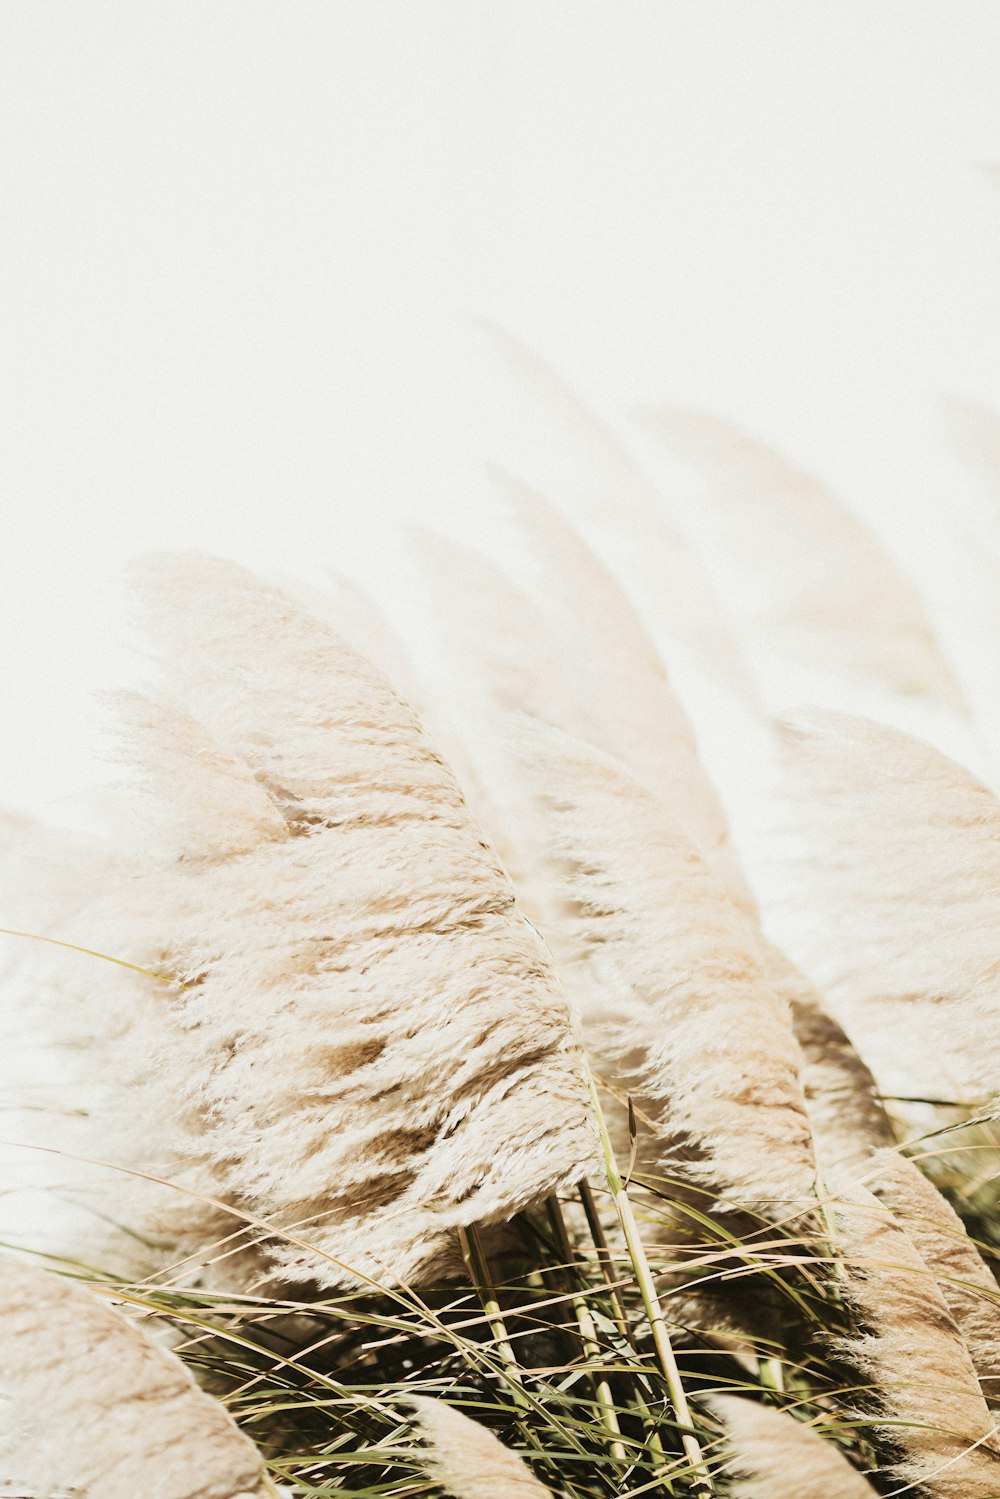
[4, 462, 1000, 1496]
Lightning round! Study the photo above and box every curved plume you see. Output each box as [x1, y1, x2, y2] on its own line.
[483, 325, 755, 698]
[869, 1150, 1000, 1407]
[708, 1394, 878, 1498]
[9, 555, 595, 1286]
[641, 409, 963, 711]
[0, 1253, 278, 1499]
[495, 474, 755, 911]
[517, 724, 815, 1208]
[769, 709, 1000, 1104]
[410, 482, 753, 914]
[833, 1177, 1000, 1495]
[408, 1397, 553, 1498]
[940, 398, 1000, 767]
[763, 943, 895, 1174]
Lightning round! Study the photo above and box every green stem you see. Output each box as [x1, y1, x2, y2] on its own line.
[458, 1223, 526, 1401]
[579, 1179, 673, 1481]
[586, 1069, 714, 1498]
[545, 1196, 627, 1463]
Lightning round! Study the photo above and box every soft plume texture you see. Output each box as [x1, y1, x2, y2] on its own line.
[642, 409, 963, 711]
[519, 725, 816, 1208]
[497, 475, 754, 911]
[767, 710, 1000, 1103]
[0, 1254, 276, 1499]
[763, 943, 895, 1174]
[708, 1394, 878, 1498]
[833, 1178, 1000, 1495]
[408, 1397, 553, 1498]
[869, 1150, 1000, 1407]
[7, 555, 595, 1285]
[411, 476, 752, 913]
[484, 324, 756, 700]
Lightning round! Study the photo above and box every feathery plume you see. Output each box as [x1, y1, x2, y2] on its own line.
[496, 474, 755, 911]
[518, 724, 815, 1208]
[483, 324, 756, 698]
[763, 943, 895, 1174]
[410, 482, 753, 915]
[769, 710, 1000, 1103]
[708, 1394, 878, 1498]
[408, 1397, 554, 1498]
[641, 409, 963, 709]
[833, 1177, 1000, 1495]
[10, 555, 595, 1285]
[869, 1149, 1000, 1406]
[0, 1254, 278, 1499]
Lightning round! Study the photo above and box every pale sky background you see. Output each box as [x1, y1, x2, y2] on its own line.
[3, 2, 1000, 826]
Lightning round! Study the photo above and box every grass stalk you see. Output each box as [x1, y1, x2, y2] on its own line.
[585, 1069, 714, 1498]
[545, 1195, 627, 1464]
[578, 1180, 673, 1480]
[457, 1222, 525, 1399]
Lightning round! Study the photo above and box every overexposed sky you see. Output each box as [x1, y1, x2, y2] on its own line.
[2, 2, 1000, 821]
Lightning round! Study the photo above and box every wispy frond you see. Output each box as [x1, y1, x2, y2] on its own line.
[763, 943, 895, 1174]
[869, 1149, 1000, 1407]
[642, 410, 963, 710]
[0, 1253, 278, 1499]
[483, 325, 756, 697]
[518, 725, 815, 1208]
[708, 1394, 878, 1497]
[409, 1397, 554, 1498]
[834, 1178, 1000, 1495]
[769, 710, 1000, 1103]
[9, 555, 596, 1286]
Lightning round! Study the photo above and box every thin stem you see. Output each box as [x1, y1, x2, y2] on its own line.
[578, 1180, 673, 1481]
[545, 1196, 627, 1464]
[586, 1069, 714, 1498]
[458, 1224, 525, 1401]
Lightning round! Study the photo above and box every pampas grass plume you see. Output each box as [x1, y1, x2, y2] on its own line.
[0, 1255, 278, 1499]
[834, 1178, 1000, 1495]
[709, 1394, 878, 1498]
[409, 1396, 554, 1498]
[8, 554, 596, 1286]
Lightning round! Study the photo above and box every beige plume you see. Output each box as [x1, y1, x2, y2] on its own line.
[708, 1394, 878, 1498]
[408, 1397, 554, 1498]
[641, 409, 963, 711]
[0, 1253, 279, 1499]
[410, 479, 752, 914]
[483, 324, 756, 699]
[769, 709, 1000, 1104]
[763, 943, 895, 1174]
[7, 555, 595, 1285]
[518, 724, 815, 1208]
[496, 474, 755, 912]
[868, 1150, 1000, 1407]
[833, 1178, 1000, 1495]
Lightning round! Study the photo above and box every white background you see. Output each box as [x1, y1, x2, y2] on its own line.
[3, 2, 1000, 824]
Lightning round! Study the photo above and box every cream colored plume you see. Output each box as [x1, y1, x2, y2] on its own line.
[641, 409, 963, 711]
[0, 1253, 278, 1499]
[940, 398, 1000, 770]
[768, 710, 1000, 1104]
[410, 488, 895, 1180]
[410, 478, 752, 914]
[497, 474, 755, 911]
[8, 555, 595, 1286]
[763, 943, 895, 1174]
[708, 1394, 878, 1498]
[868, 1149, 1000, 1407]
[408, 1397, 553, 1498]
[484, 324, 756, 699]
[833, 1178, 1000, 1495]
[518, 724, 815, 1208]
